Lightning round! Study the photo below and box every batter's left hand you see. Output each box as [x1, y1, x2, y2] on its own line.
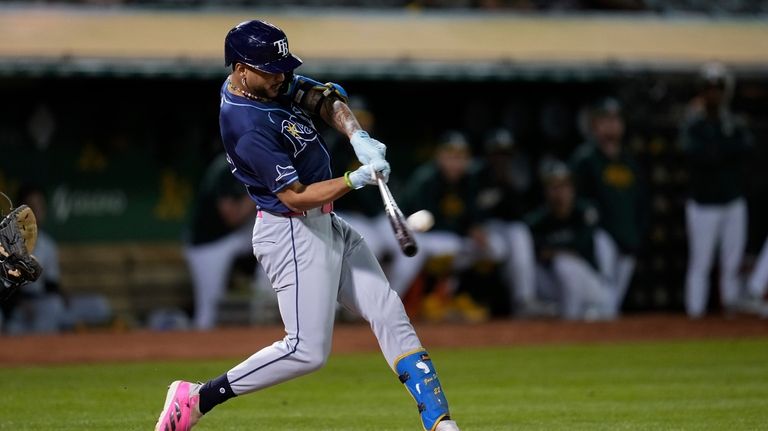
[372, 158, 391, 183]
[348, 159, 390, 189]
[350, 130, 386, 164]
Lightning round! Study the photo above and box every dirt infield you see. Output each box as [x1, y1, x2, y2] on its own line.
[1, 314, 766, 367]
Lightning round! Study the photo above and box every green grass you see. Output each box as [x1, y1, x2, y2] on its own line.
[1, 339, 767, 430]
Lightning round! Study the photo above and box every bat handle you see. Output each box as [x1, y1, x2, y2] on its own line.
[374, 171, 391, 203]
[374, 171, 388, 194]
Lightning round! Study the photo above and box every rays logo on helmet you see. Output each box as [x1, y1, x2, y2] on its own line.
[224, 20, 303, 72]
[273, 38, 289, 56]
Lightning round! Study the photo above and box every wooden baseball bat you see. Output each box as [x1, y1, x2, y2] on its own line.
[375, 172, 418, 257]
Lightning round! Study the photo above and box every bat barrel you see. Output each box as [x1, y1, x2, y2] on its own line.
[402, 242, 418, 257]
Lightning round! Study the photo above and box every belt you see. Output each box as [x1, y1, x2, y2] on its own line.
[257, 202, 333, 218]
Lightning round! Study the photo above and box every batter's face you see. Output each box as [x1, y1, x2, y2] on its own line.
[236, 64, 286, 99]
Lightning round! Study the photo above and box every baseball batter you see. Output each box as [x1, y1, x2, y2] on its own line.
[154, 20, 460, 431]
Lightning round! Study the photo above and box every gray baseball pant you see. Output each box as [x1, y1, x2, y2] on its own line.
[225, 209, 422, 394]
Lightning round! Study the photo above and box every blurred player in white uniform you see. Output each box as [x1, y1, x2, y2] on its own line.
[570, 98, 648, 317]
[746, 238, 768, 308]
[183, 153, 258, 329]
[389, 133, 487, 301]
[680, 63, 756, 317]
[474, 129, 542, 315]
[507, 161, 615, 320]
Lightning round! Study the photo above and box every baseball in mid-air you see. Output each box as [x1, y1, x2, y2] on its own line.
[406, 209, 434, 232]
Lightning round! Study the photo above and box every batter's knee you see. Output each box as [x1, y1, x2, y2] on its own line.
[303, 354, 328, 373]
[294, 346, 330, 374]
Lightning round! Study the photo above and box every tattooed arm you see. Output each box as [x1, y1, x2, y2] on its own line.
[293, 78, 385, 163]
[286, 76, 360, 137]
[321, 98, 386, 164]
[320, 99, 362, 139]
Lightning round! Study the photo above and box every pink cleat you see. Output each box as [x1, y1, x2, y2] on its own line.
[154, 380, 202, 431]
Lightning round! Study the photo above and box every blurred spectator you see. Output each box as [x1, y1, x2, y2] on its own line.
[2, 184, 66, 334]
[477, 128, 535, 221]
[508, 161, 616, 320]
[183, 153, 258, 330]
[680, 62, 760, 318]
[570, 97, 648, 315]
[391, 131, 488, 320]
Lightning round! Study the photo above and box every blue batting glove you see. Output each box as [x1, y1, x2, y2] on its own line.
[348, 159, 390, 189]
[350, 130, 387, 164]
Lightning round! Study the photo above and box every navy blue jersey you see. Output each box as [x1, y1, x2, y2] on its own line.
[219, 78, 332, 213]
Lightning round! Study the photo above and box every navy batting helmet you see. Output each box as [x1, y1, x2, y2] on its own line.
[224, 20, 303, 73]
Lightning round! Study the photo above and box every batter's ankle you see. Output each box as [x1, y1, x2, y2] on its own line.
[198, 374, 237, 414]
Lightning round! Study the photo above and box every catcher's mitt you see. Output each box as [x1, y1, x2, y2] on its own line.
[0, 204, 43, 301]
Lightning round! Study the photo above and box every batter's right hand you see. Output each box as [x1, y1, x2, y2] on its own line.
[348, 159, 390, 189]
[350, 130, 387, 164]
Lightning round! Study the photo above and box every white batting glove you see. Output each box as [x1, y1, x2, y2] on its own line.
[350, 130, 387, 164]
[347, 159, 390, 189]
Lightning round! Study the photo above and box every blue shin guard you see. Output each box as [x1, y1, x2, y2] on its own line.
[395, 350, 450, 431]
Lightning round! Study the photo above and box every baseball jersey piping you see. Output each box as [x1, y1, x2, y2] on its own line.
[221, 92, 295, 117]
[316, 138, 333, 178]
[270, 175, 300, 193]
[229, 218, 301, 385]
[224, 91, 332, 183]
